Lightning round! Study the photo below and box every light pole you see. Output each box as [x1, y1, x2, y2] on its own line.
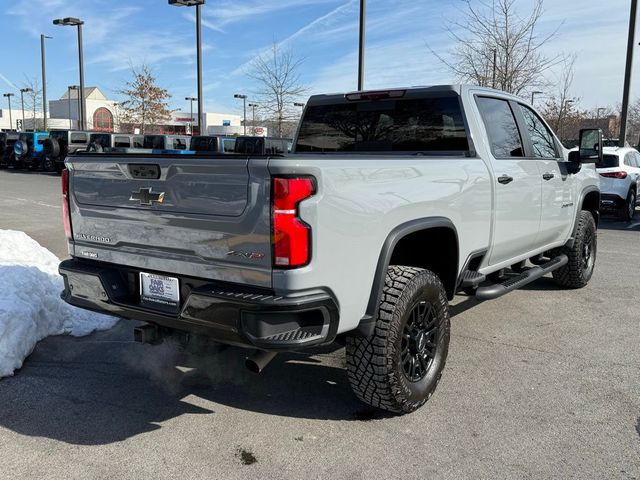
[185, 96, 197, 135]
[358, 0, 366, 90]
[53, 17, 86, 130]
[20, 88, 32, 131]
[68, 85, 79, 129]
[40, 34, 52, 131]
[234, 94, 247, 135]
[560, 99, 575, 143]
[248, 102, 258, 135]
[596, 107, 607, 129]
[531, 91, 543, 106]
[3, 93, 15, 130]
[169, 0, 205, 137]
[619, 0, 637, 147]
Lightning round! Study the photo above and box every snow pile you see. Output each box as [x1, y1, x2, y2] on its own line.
[0, 230, 118, 377]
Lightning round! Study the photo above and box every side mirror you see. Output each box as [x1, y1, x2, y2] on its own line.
[577, 128, 603, 163]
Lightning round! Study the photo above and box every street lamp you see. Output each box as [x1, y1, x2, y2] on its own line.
[234, 94, 247, 135]
[185, 96, 197, 135]
[248, 102, 258, 135]
[596, 107, 607, 128]
[68, 85, 79, 129]
[169, 0, 205, 138]
[3, 93, 15, 130]
[53, 17, 86, 130]
[619, 0, 637, 147]
[40, 34, 52, 131]
[20, 88, 32, 131]
[530, 91, 543, 105]
[358, 0, 366, 90]
[560, 99, 575, 143]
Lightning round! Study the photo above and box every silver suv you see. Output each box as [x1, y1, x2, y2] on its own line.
[597, 147, 640, 220]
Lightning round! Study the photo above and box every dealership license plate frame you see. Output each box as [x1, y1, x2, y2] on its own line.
[139, 272, 180, 311]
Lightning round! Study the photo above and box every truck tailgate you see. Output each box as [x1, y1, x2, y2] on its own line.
[66, 155, 273, 288]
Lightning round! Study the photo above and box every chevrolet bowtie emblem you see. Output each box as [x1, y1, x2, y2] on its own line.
[130, 187, 165, 206]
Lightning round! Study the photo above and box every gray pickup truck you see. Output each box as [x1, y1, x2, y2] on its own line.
[59, 86, 602, 414]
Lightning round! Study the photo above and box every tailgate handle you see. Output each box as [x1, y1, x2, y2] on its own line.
[129, 164, 160, 179]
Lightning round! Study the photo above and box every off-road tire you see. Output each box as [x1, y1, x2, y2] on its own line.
[346, 266, 450, 414]
[551, 210, 597, 289]
[620, 189, 636, 222]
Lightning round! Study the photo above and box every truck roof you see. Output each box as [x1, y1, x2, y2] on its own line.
[305, 85, 520, 106]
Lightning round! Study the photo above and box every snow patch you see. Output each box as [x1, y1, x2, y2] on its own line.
[0, 230, 118, 378]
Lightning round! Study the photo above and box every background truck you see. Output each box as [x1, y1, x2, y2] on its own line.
[58, 85, 601, 414]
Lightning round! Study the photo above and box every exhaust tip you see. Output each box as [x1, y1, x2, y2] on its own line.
[245, 350, 277, 374]
[245, 358, 261, 374]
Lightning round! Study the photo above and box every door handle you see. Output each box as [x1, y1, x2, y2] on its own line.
[542, 173, 555, 181]
[497, 175, 514, 185]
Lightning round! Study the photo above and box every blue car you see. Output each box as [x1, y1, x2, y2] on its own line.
[13, 132, 51, 170]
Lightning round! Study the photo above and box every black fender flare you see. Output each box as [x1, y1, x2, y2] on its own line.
[354, 217, 458, 337]
[566, 186, 600, 248]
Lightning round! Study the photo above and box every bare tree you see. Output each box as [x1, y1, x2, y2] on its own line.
[21, 76, 44, 131]
[248, 43, 306, 138]
[539, 54, 578, 140]
[430, 0, 561, 95]
[118, 65, 173, 134]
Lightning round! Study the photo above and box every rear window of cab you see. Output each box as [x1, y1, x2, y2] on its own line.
[295, 96, 469, 153]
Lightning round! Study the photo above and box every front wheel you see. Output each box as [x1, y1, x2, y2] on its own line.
[552, 210, 597, 289]
[346, 266, 450, 414]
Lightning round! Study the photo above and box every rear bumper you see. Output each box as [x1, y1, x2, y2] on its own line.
[59, 259, 340, 351]
[600, 193, 625, 209]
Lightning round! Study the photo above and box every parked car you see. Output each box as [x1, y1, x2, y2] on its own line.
[143, 134, 190, 151]
[234, 136, 289, 155]
[44, 130, 91, 173]
[112, 134, 144, 149]
[190, 135, 236, 153]
[0, 131, 18, 168]
[13, 132, 50, 170]
[597, 147, 640, 220]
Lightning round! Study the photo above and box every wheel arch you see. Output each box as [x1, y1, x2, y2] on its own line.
[355, 217, 459, 336]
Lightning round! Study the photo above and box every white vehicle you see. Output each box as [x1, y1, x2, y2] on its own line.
[59, 86, 602, 414]
[597, 147, 640, 220]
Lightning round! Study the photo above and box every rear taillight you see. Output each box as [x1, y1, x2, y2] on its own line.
[61, 168, 73, 240]
[599, 171, 628, 179]
[272, 177, 316, 268]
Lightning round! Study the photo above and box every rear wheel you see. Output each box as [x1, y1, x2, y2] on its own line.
[620, 189, 636, 221]
[346, 266, 450, 414]
[552, 210, 597, 289]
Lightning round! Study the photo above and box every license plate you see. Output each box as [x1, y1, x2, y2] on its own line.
[139, 272, 180, 308]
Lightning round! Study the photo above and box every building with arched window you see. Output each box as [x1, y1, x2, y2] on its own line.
[93, 107, 114, 131]
[49, 87, 119, 131]
[46, 86, 259, 136]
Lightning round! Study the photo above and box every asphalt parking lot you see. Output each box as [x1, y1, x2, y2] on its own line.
[0, 168, 638, 480]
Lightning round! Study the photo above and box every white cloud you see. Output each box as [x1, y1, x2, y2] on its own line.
[202, 0, 343, 29]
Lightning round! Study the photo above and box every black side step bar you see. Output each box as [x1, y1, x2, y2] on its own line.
[475, 254, 568, 301]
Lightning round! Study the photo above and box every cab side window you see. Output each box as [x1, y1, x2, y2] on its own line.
[476, 97, 524, 158]
[518, 105, 557, 158]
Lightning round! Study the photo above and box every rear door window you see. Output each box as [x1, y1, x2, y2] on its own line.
[114, 136, 130, 147]
[173, 138, 187, 150]
[70, 133, 88, 144]
[90, 134, 111, 147]
[518, 104, 557, 158]
[596, 155, 619, 168]
[144, 136, 166, 149]
[476, 97, 524, 158]
[222, 138, 236, 153]
[296, 96, 469, 153]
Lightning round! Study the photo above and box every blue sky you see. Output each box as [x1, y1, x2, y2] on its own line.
[1, 0, 639, 116]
